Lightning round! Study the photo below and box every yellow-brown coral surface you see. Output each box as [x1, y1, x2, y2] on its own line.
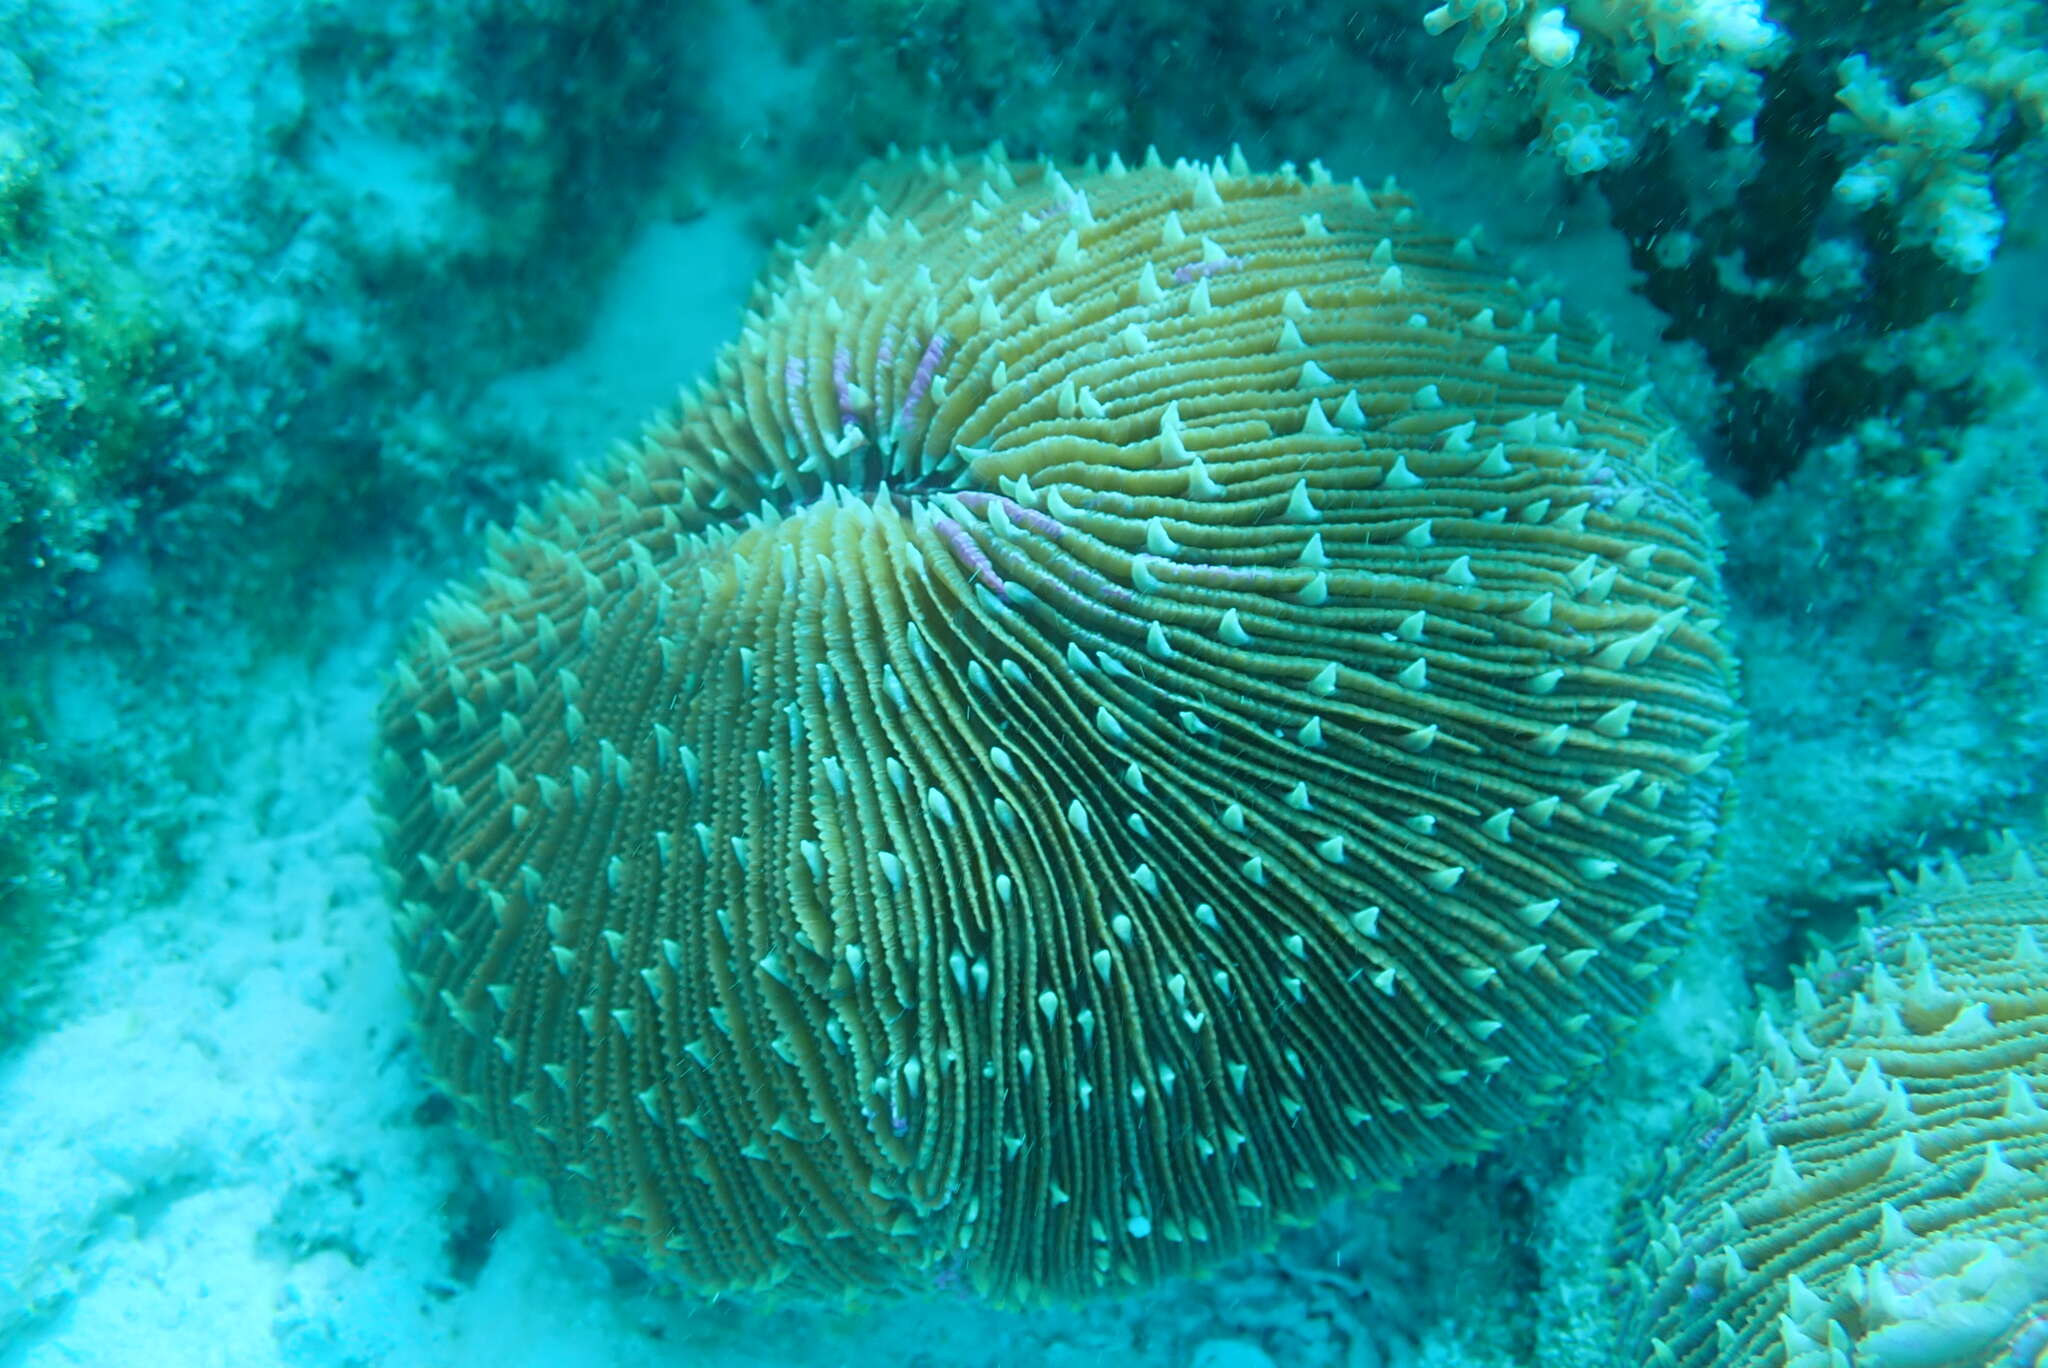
[1615, 833, 2048, 1366]
[376, 148, 1741, 1301]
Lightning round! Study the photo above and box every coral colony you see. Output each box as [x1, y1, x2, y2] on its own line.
[378, 150, 1739, 1302]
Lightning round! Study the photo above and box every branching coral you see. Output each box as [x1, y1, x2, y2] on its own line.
[1828, 0, 2047, 274]
[1423, 0, 1786, 172]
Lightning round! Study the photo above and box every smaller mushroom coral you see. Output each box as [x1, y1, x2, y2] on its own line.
[1613, 828, 2048, 1368]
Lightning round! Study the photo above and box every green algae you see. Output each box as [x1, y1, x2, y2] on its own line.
[0, 59, 176, 638]
[0, 683, 62, 1050]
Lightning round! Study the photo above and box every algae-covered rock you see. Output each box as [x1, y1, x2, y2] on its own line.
[0, 49, 176, 637]
[0, 684, 62, 1048]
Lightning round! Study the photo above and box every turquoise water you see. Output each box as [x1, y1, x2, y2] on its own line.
[2, 1, 2044, 1364]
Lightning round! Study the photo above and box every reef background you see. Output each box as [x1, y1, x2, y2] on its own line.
[1, 0, 2043, 1364]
